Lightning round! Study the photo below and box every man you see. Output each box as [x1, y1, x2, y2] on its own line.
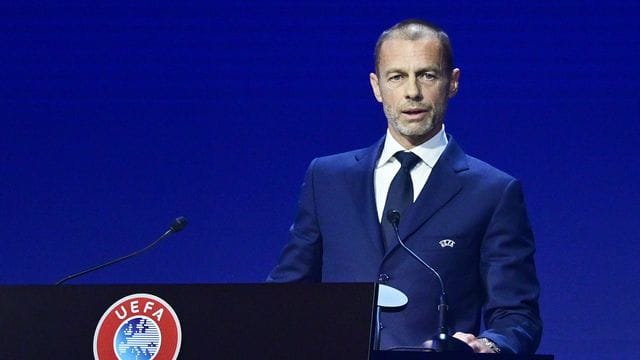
[267, 19, 541, 354]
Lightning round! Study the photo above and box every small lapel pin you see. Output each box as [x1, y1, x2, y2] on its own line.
[439, 239, 455, 248]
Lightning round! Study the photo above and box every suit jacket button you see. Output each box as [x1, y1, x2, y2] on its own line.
[378, 273, 390, 283]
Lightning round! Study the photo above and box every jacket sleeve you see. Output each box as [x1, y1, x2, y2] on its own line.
[266, 159, 322, 282]
[478, 178, 542, 354]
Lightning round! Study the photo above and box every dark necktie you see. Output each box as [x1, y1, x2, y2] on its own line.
[382, 151, 421, 253]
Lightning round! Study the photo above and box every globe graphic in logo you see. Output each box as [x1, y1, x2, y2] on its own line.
[114, 316, 161, 360]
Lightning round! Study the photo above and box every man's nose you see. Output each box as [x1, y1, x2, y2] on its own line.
[404, 77, 422, 100]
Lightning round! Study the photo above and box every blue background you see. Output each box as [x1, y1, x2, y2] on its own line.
[1, 1, 638, 358]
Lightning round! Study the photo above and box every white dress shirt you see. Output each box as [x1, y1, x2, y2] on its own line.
[374, 126, 449, 222]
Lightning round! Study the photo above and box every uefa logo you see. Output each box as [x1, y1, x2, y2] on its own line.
[94, 293, 182, 360]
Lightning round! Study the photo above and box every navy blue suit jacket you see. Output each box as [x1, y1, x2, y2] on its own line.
[267, 136, 542, 354]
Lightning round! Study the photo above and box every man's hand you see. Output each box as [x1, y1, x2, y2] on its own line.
[453, 332, 499, 353]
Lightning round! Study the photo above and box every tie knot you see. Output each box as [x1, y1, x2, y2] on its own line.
[394, 151, 421, 171]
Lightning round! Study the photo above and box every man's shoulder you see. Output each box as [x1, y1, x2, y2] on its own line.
[465, 154, 515, 181]
[456, 154, 526, 201]
[310, 140, 382, 171]
[315, 147, 368, 164]
[442, 136, 517, 183]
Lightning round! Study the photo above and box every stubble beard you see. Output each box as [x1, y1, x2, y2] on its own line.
[384, 103, 444, 139]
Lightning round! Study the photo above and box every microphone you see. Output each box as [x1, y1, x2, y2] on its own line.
[386, 210, 471, 353]
[55, 217, 188, 285]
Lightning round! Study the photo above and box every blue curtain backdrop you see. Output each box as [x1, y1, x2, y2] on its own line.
[1, 1, 638, 358]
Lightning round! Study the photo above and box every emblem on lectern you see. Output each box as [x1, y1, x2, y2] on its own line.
[93, 293, 182, 360]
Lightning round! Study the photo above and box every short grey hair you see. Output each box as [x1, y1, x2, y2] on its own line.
[374, 19, 454, 76]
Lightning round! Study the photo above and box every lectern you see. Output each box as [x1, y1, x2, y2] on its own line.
[0, 283, 376, 358]
[0, 283, 552, 359]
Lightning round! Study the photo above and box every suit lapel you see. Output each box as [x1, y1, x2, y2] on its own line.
[398, 137, 469, 241]
[350, 138, 386, 256]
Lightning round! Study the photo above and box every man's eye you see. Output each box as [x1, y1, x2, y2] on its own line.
[388, 75, 403, 81]
[420, 73, 437, 80]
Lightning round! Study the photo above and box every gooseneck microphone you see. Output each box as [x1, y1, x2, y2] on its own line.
[55, 216, 188, 285]
[387, 210, 471, 353]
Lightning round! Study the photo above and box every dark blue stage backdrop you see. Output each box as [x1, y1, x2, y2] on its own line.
[1, 2, 638, 358]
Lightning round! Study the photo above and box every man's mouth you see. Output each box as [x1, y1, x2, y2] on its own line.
[401, 108, 429, 119]
[402, 108, 427, 115]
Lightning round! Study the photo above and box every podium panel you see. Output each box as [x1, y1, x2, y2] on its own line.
[1, 283, 553, 359]
[0, 283, 377, 359]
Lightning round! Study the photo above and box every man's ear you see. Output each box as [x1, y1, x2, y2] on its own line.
[448, 68, 460, 98]
[369, 72, 383, 103]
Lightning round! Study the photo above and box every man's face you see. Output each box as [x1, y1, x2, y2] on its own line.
[370, 36, 460, 147]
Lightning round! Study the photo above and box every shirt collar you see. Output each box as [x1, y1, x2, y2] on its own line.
[377, 125, 449, 169]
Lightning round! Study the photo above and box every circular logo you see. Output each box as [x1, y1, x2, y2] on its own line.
[94, 294, 181, 360]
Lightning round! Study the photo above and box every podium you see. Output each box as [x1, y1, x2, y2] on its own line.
[1, 283, 376, 358]
[0, 283, 552, 359]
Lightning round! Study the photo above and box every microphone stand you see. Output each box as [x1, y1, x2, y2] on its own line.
[55, 217, 187, 285]
[388, 210, 472, 353]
